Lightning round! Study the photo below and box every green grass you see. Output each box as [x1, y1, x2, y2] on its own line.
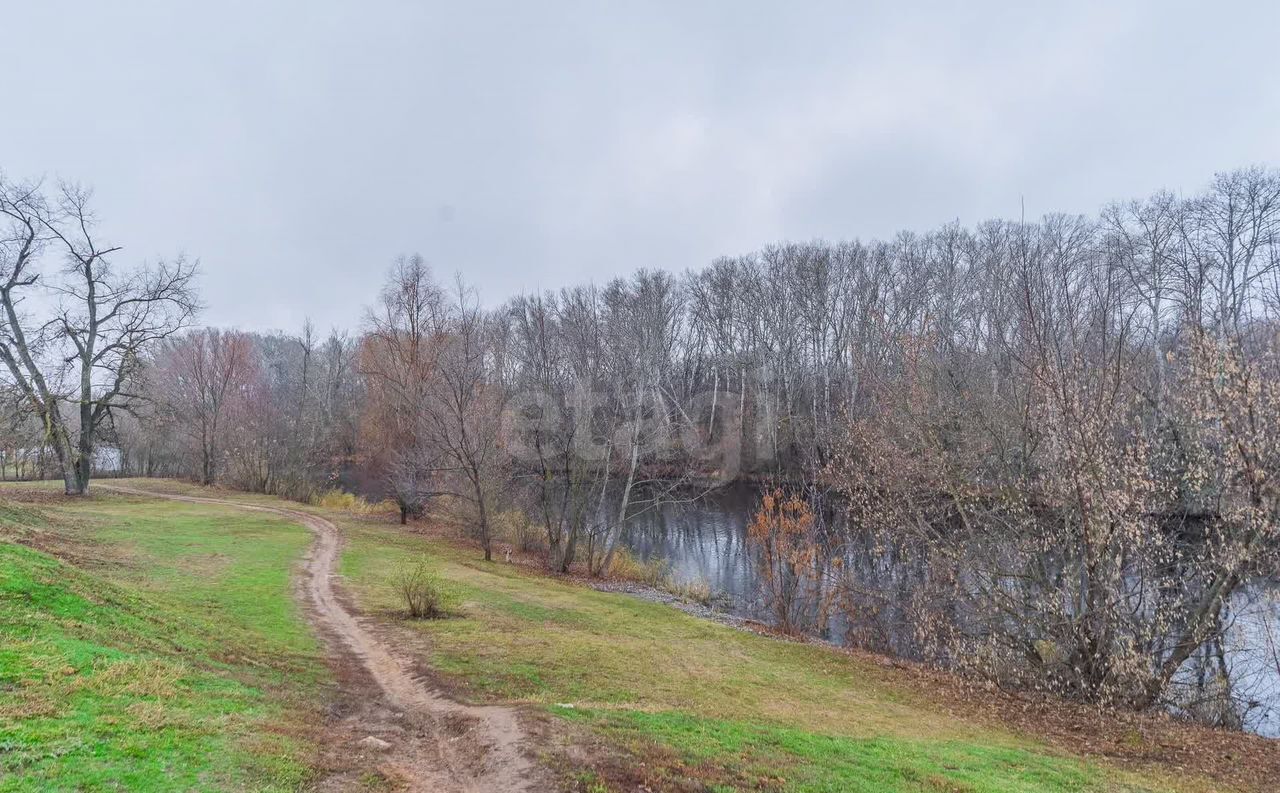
[555, 707, 1102, 793]
[0, 489, 328, 792]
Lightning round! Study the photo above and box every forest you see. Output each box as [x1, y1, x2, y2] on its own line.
[5, 166, 1280, 736]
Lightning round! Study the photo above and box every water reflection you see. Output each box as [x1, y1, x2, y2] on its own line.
[622, 484, 759, 606]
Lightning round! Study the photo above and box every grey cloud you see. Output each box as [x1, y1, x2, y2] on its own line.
[5, 0, 1277, 330]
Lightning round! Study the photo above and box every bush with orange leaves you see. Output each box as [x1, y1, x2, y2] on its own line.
[748, 489, 839, 635]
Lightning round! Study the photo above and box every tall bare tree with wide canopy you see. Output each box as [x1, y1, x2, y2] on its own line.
[0, 174, 199, 494]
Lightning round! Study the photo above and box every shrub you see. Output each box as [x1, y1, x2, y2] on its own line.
[605, 547, 669, 586]
[393, 558, 454, 619]
[312, 488, 395, 515]
[747, 489, 836, 635]
[491, 508, 540, 552]
[661, 576, 714, 606]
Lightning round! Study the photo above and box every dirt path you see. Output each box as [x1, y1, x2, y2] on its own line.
[101, 485, 542, 793]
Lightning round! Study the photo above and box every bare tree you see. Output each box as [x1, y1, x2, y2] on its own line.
[0, 174, 198, 494]
[424, 277, 508, 560]
[155, 329, 256, 485]
[360, 255, 449, 523]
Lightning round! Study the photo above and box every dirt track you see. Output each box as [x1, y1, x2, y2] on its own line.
[102, 485, 541, 792]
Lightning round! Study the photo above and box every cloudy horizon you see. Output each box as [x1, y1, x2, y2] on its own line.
[6, 0, 1279, 333]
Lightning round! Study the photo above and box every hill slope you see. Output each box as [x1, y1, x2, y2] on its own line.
[0, 495, 326, 792]
[4, 482, 1272, 791]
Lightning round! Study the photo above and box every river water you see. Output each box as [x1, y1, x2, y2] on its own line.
[621, 483, 762, 608]
[618, 484, 1280, 738]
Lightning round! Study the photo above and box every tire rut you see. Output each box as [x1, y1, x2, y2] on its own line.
[101, 485, 540, 793]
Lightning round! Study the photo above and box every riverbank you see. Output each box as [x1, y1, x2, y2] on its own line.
[4, 478, 1277, 791]
[584, 574, 1280, 791]
[315, 489, 1274, 791]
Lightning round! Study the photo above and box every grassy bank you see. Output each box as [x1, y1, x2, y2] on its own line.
[331, 511, 1203, 792]
[1, 480, 1255, 792]
[0, 488, 328, 792]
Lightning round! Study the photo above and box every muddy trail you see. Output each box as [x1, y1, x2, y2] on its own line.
[102, 485, 545, 793]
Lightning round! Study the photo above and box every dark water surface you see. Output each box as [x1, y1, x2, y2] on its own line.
[621, 484, 762, 609]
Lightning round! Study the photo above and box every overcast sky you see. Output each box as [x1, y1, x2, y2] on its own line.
[5, 1, 1279, 332]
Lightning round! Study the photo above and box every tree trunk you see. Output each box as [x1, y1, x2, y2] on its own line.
[598, 391, 643, 576]
[473, 473, 492, 561]
[74, 456, 91, 495]
[50, 430, 87, 496]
